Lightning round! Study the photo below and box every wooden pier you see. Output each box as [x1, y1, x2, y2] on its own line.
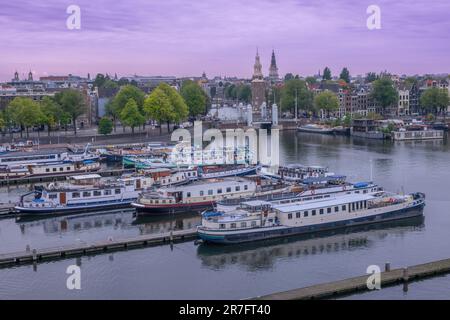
[0, 228, 198, 268]
[253, 258, 450, 300]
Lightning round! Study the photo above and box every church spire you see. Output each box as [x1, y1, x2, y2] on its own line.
[269, 49, 279, 80]
[252, 49, 263, 80]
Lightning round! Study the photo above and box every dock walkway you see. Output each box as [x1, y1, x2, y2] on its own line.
[254, 258, 450, 300]
[0, 228, 198, 267]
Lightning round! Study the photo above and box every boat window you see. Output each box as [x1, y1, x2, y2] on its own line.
[115, 189, 121, 194]
[49, 194, 57, 199]
[53, 168, 57, 172]
[208, 190, 213, 195]
[72, 192, 80, 198]
[320, 209, 324, 215]
[352, 202, 355, 211]
[241, 222, 247, 228]
[226, 187, 231, 193]
[186, 192, 191, 198]
[217, 188, 222, 194]
[230, 223, 236, 228]
[235, 186, 240, 191]
[244, 185, 248, 190]
[324, 195, 330, 198]
[312, 210, 316, 216]
[104, 190, 112, 195]
[327, 207, 332, 214]
[304, 211, 309, 217]
[93, 191, 101, 196]
[296, 212, 301, 218]
[342, 205, 346, 211]
[200, 190, 204, 196]
[83, 191, 91, 197]
[46, 168, 50, 172]
[220, 224, 226, 229]
[288, 213, 293, 219]
[364, 201, 367, 208]
[251, 221, 257, 227]
[59, 167, 63, 171]
[67, 167, 71, 171]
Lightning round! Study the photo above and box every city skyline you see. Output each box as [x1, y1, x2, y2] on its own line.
[1, 0, 449, 82]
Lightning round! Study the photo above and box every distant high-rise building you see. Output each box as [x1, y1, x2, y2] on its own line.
[251, 49, 266, 113]
[269, 50, 279, 81]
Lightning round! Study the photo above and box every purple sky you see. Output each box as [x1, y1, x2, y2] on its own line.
[1, 0, 449, 81]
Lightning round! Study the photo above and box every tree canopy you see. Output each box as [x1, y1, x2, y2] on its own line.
[371, 78, 398, 113]
[420, 87, 449, 115]
[54, 89, 87, 134]
[120, 98, 146, 133]
[339, 68, 350, 83]
[322, 67, 332, 81]
[181, 80, 208, 117]
[314, 91, 339, 117]
[280, 79, 313, 116]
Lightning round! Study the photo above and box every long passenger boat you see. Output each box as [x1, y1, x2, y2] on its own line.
[198, 192, 425, 244]
[15, 174, 154, 215]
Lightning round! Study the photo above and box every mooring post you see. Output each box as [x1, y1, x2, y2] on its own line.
[170, 231, 174, 243]
[385, 262, 391, 272]
[26, 245, 30, 252]
[32, 249, 37, 262]
[402, 267, 409, 282]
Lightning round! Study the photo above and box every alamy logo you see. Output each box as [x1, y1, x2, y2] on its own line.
[366, 265, 381, 290]
[170, 121, 279, 168]
[366, 5, 381, 30]
[66, 5, 81, 30]
[66, 265, 81, 290]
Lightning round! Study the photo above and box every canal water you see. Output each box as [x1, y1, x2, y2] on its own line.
[1, 131, 450, 299]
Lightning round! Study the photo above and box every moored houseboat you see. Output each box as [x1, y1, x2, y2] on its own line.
[198, 192, 426, 244]
[260, 164, 332, 182]
[15, 174, 154, 215]
[297, 124, 334, 134]
[131, 177, 259, 215]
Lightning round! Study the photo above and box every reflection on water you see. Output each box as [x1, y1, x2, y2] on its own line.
[197, 216, 425, 271]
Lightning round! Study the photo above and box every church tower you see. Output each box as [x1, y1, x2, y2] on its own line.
[251, 49, 266, 114]
[269, 50, 279, 81]
[28, 70, 33, 81]
[13, 71, 19, 82]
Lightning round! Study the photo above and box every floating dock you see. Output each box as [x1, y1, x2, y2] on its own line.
[0, 228, 198, 268]
[253, 258, 450, 300]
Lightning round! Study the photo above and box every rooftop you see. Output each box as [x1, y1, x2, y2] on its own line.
[274, 194, 376, 213]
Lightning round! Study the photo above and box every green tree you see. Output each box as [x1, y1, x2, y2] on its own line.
[237, 84, 252, 104]
[181, 80, 207, 117]
[7, 97, 43, 138]
[314, 91, 339, 118]
[284, 73, 295, 81]
[322, 67, 332, 81]
[112, 85, 145, 124]
[371, 78, 398, 115]
[40, 96, 66, 136]
[365, 72, 378, 83]
[120, 98, 146, 134]
[280, 79, 313, 117]
[143, 87, 174, 135]
[420, 87, 449, 115]
[339, 68, 350, 83]
[158, 83, 189, 131]
[98, 117, 113, 135]
[54, 89, 87, 135]
[305, 77, 317, 85]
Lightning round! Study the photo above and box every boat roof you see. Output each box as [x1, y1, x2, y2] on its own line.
[163, 177, 252, 192]
[274, 194, 376, 213]
[241, 200, 272, 207]
[0, 148, 68, 158]
[302, 175, 346, 184]
[69, 174, 102, 180]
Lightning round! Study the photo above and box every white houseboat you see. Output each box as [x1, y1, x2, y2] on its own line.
[131, 177, 259, 215]
[15, 174, 154, 215]
[260, 164, 333, 182]
[198, 192, 425, 244]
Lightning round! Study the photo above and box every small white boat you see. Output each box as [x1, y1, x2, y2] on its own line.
[298, 124, 334, 134]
